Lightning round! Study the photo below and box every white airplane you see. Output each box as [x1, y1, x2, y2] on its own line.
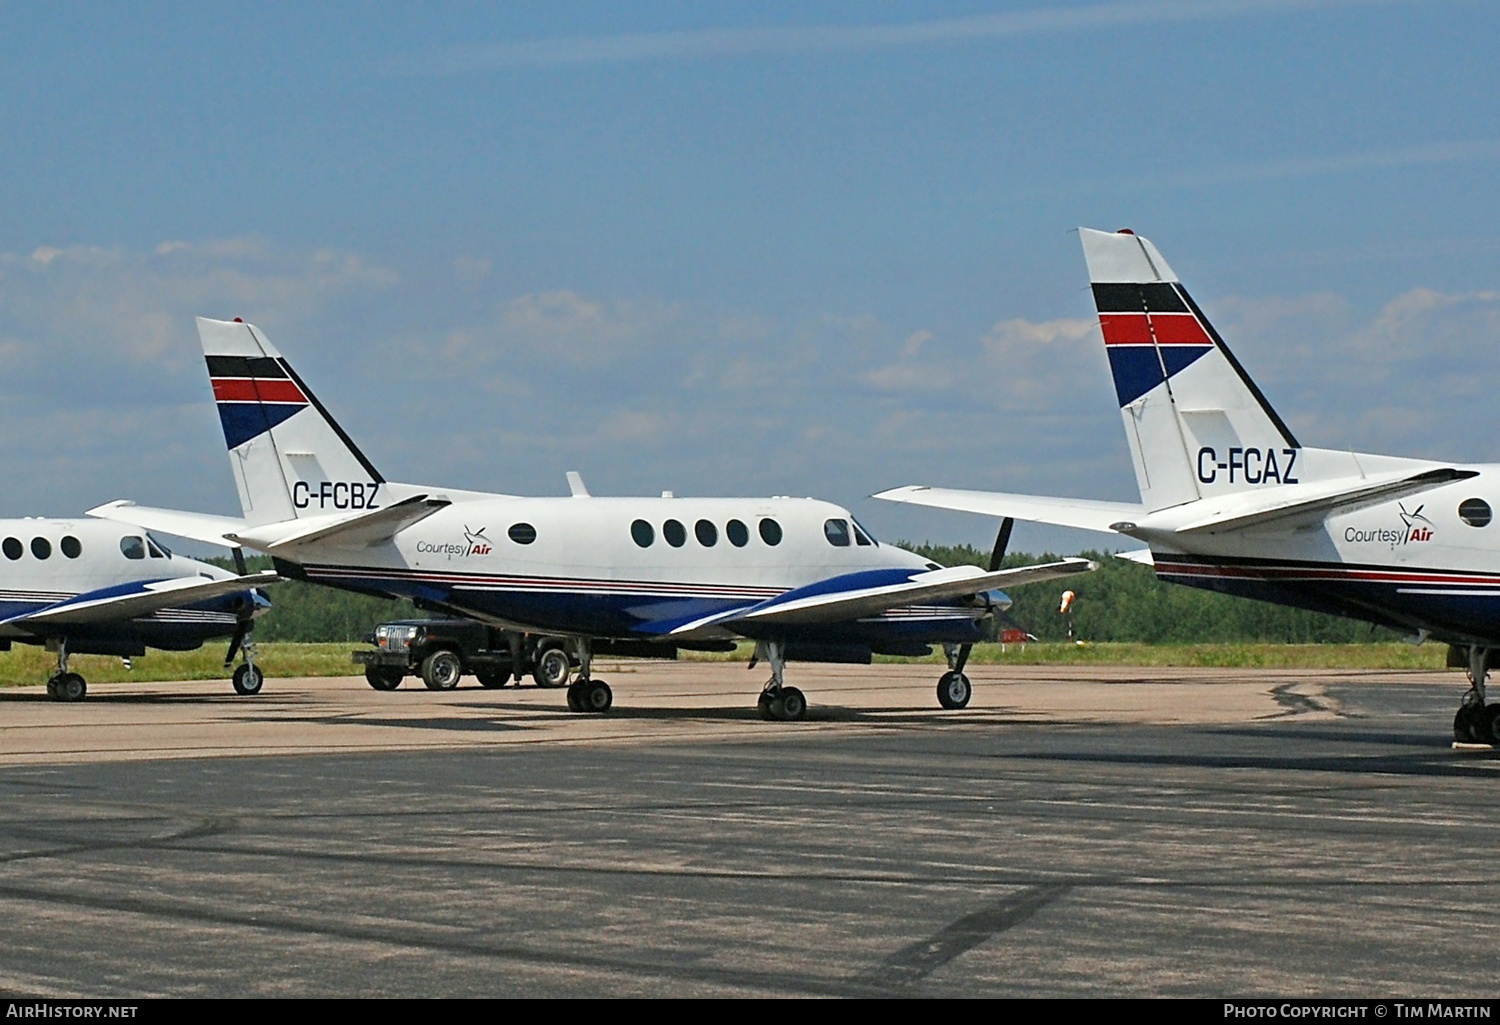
[0, 517, 274, 701]
[879, 226, 1500, 743]
[89, 317, 1093, 720]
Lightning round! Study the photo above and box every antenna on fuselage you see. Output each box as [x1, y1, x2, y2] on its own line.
[566, 471, 590, 498]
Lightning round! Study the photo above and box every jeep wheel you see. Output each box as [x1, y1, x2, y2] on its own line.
[533, 646, 571, 688]
[421, 650, 463, 690]
[365, 667, 404, 691]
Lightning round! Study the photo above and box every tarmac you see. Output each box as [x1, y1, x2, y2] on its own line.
[0, 661, 1496, 997]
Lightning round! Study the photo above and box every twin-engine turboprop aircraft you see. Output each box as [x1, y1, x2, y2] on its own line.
[879, 227, 1500, 743]
[90, 318, 1092, 720]
[0, 518, 274, 700]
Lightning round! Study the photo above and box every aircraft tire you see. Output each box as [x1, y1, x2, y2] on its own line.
[1454, 704, 1485, 743]
[583, 680, 612, 713]
[476, 670, 507, 689]
[45, 676, 60, 701]
[532, 647, 571, 688]
[757, 693, 774, 720]
[420, 650, 463, 690]
[365, 667, 404, 691]
[57, 673, 86, 702]
[232, 663, 264, 696]
[776, 686, 806, 722]
[937, 671, 972, 710]
[1482, 704, 1500, 746]
[566, 682, 585, 712]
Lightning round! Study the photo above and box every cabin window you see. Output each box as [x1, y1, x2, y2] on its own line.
[507, 523, 537, 545]
[851, 519, 875, 546]
[30, 537, 51, 560]
[823, 519, 852, 547]
[695, 519, 718, 547]
[758, 518, 783, 546]
[2, 538, 21, 560]
[60, 536, 82, 559]
[726, 519, 749, 547]
[663, 519, 686, 547]
[1459, 499, 1492, 528]
[120, 536, 146, 560]
[631, 519, 654, 547]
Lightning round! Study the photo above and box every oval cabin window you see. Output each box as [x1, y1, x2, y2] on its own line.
[30, 537, 51, 560]
[726, 519, 749, 547]
[631, 519, 654, 547]
[60, 536, 82, 558]
[758, 518, 783, 546]
[2, 538, 21, 560]
[695, 519, 718, 547]
[507, 523, 537, 545]
[1459, 499, 1492, 528]
[663, 519, 686, 547]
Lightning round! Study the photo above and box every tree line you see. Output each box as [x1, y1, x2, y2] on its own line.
[219, 546, 1397, 645]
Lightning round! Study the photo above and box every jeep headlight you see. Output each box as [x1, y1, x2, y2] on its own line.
[375, 625, 418, 652]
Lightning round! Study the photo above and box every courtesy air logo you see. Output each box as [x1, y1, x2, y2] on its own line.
[1344, 502, 1434, 548]
[463, 526, 492, 556]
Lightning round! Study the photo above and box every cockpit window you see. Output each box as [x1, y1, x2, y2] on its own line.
[823, 518, 851, 547]
[146, 536, 168, 559]
[851, 519, 876, 546]
[120, 536, 146, 560]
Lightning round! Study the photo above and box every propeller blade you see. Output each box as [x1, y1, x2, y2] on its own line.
[987, 517, 1015, 572]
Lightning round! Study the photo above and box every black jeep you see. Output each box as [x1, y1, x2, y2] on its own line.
[352, 619, 573, 691]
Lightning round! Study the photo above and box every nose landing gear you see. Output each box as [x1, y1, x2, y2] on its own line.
[753, 640, 806, 722]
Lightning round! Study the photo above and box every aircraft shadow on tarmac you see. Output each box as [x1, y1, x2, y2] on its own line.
[1007, 744, 1500, 778]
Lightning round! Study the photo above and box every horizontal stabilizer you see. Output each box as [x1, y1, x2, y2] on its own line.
[655, 558, 1095, 635]
[240, 494, 452, 551]
[1169, 467, 1478, 535]
[3, 571, 278, 627]
[873, 485, 1142, 534]
[86, 501, 248, 548]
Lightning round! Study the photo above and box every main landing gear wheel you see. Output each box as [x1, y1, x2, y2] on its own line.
[232, 663, 264, 696]
[533, 647, 571, 688]
[421, 650, 463, 690]
[937, 671, 972, 710]
[48, 673, 86, 702]
[1456, 646, 1496, 745]
[365, 667, 404, 691]
[566, 680, 612, 713]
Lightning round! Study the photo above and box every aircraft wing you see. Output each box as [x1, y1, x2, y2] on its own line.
[873, 486, 1143, 534]
[1168, 467, 1478, 535]
[1, 571, 278, 628]
[650, 559, 1095, 635]
[86, 501, 248, 548]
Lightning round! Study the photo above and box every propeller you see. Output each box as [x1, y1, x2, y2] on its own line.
[953, 517, 1016, 677]
[222, 548, 255, 670]
[988, 517, 1015, 572]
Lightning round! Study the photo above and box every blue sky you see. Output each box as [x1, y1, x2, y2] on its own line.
[2, 0, 1498, 553]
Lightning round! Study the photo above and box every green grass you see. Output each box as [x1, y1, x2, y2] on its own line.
[0, 640, 1454, 689]
[0, 643, 359, 689]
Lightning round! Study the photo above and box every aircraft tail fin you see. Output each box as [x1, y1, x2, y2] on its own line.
[198, 317, 385, 526]
[1082, 228, 1305, 513]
